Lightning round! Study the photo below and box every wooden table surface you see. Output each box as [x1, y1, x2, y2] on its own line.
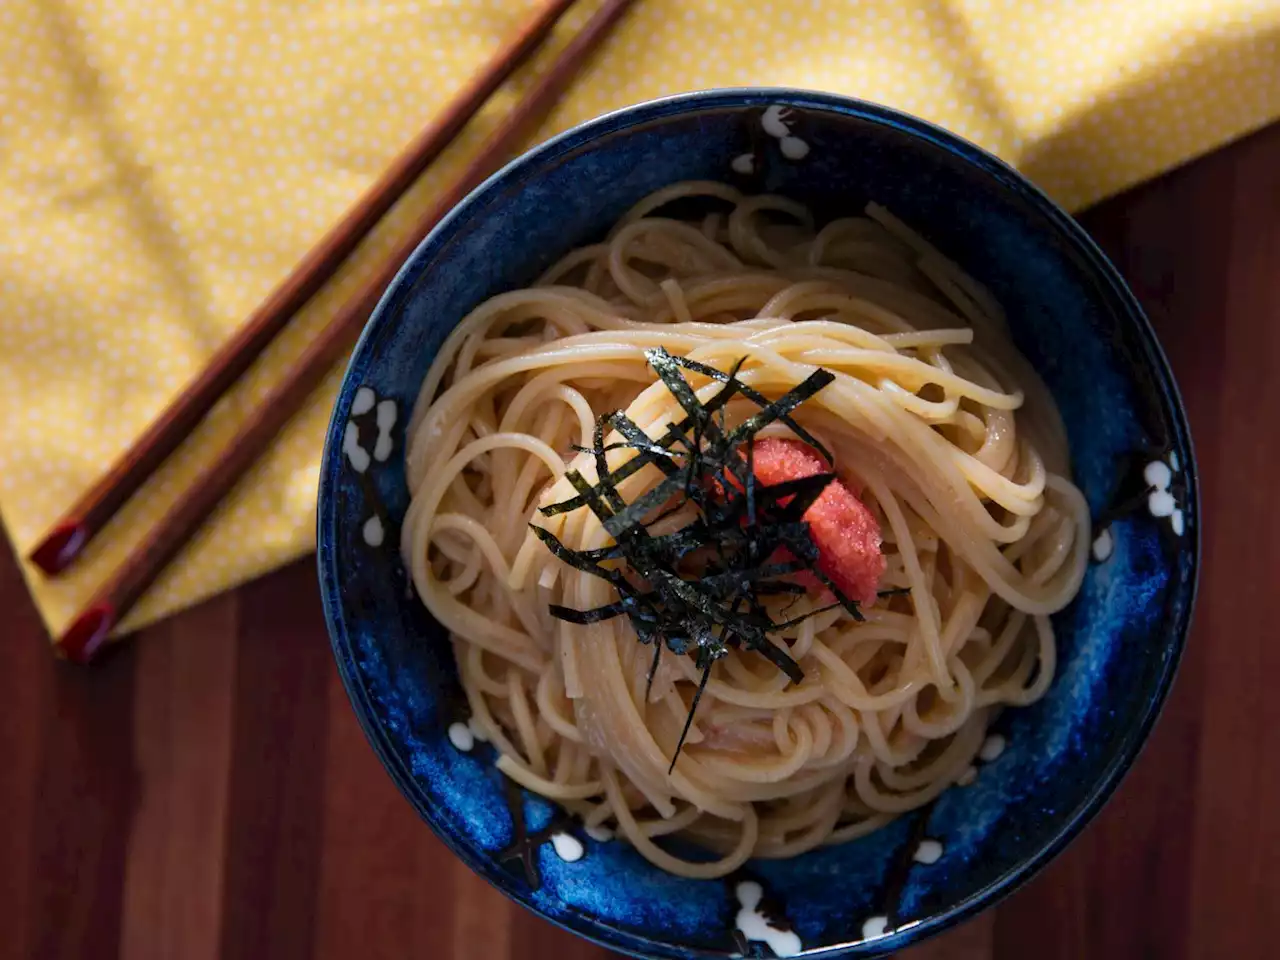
[3, 122, 1278, 960]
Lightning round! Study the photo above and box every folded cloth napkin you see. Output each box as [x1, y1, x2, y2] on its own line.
[1, 0, 1276, 642]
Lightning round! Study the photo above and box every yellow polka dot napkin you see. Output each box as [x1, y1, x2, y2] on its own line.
[1, 0, 1276, 643]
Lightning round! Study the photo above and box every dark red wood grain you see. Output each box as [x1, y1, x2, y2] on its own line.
[2, 121, 1278, 960]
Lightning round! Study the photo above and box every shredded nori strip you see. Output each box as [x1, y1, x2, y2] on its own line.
[672, 662, 714, 775]
[533, 349, 867, 767]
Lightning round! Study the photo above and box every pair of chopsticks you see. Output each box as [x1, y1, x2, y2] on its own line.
[35, 0, 638, 664]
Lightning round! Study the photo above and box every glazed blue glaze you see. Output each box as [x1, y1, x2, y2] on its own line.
[317, 90, 1198, 959]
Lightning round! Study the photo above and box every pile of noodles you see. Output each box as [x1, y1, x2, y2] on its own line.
[400, 181, 1088, 878]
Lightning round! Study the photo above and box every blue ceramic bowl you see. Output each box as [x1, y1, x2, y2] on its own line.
[317, 90, 1198, 958]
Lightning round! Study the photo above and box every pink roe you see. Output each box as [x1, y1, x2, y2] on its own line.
[748, 438, 886, 606]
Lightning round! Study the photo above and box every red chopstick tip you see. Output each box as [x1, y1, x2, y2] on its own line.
[57, 603, 117, 665]
[29, 521, 90, 576]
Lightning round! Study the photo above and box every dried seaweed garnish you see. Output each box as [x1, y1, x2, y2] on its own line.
[533, 349, 864, 768]
[537, 354, 751, 518]
[877, 586, 912, 598]
[671, 353, 834, 464]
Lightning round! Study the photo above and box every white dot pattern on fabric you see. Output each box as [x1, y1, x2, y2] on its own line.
[0, 0, 1274, 641]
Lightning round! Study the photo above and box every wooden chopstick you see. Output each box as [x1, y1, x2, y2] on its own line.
[28, 0, 582, 578]
[55, 0, 638, 664]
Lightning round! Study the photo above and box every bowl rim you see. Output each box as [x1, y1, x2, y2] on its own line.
[317, 86, 1200, 959]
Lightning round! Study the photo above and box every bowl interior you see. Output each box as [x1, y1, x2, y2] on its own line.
[318, 90, 1197, 958]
